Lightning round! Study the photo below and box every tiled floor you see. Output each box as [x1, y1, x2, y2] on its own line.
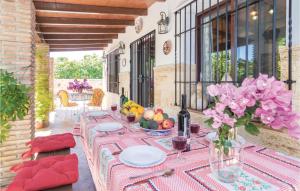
[36, 108, 96, 191]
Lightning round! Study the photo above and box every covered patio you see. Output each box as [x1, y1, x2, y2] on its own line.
[1, 0, 300, 190]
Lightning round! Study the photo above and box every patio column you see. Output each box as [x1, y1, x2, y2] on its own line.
[0, 0, 35, 186]
[35, 43, 51, 127]
[291, 0, 300, 113]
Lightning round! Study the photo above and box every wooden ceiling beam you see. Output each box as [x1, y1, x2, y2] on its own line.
[46, 39, 112, 44]
[36, 17, 134, 25]
[34, 1, 148, 16]
[43, 34, 117, 40]
[39, 27, 125, 34]
[50, 44, 106, 48]
[50, 48, 103, 52]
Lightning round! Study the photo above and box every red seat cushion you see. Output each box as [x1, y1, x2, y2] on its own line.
[7, 154, 78, 191]
[21, 133, 76, 159]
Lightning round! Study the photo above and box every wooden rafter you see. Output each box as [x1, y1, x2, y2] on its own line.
[43, 34, 118, 40]
[34, 1, 148, 16]
[35, 0, 164, 51]
[36, 17, 134, 26]
[50, 48, 103, 52]
[50, 44, 106, 48]
[46, 40, 112, 44]
[38, 27, 125, 34]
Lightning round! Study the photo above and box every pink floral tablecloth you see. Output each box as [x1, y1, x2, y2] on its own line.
[80, 111, 300, 191]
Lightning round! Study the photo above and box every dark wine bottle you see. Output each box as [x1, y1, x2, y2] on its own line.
[120, 87, 126, 107]
[177, 94, 191, 151]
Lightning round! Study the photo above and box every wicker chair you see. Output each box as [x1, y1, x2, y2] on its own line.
[57, 90, 78, 119]
[87, 88, 105, 110]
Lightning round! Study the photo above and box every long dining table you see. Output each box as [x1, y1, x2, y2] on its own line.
[80, 110, 300, 191]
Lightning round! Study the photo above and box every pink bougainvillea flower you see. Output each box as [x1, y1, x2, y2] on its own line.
[274, 91, 292, 107]
[212, 120, 222, 129]
[260, 112, 275, 125]
[215, 103, 226, 113]
[261, 100, 278, 111]
[204, 74, 300, 140]
[207, 84, 220, 97]
[256, 74, 274, 91]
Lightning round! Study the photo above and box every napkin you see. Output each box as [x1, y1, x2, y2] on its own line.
[99, 148, 115, 183]
[88, 129, 102, 149]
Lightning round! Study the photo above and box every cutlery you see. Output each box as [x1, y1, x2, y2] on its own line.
[244, 145, 255, 150]
[129, 168, 174, 180]
[112, 151, 122, 155]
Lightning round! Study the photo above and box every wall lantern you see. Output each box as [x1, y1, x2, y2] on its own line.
[118, 41, 125, 54]
[157, 12, 169, 34]
[102, 51, 106, 60]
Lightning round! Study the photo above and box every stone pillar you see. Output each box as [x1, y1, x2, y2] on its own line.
[35, 43, 51, 127]
[292, 46, 300, 112]
[0, 0, 35, 186]
[49, 57, 54, 111]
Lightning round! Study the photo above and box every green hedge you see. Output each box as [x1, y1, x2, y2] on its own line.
[55, 54, 103, 79]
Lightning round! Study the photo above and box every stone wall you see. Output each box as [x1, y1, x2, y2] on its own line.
[292, 46, 300, 113]
[0, 0, 35, 186]
[153, 65, 175, 108]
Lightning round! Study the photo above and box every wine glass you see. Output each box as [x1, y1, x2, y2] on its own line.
[111, 104, 118, 118]
[191, 123, 200, 134]
[172, 136, 187, 161]
[127, 112, 136, 132]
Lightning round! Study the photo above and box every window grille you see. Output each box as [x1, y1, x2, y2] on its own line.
[130, 30, 155, 107]
[175, 0, 294, 111]
[107, 49, 120, 94]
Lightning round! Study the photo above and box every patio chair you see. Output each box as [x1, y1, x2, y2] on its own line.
[86, 88, 105, 110]
[57, 90, 78, 119]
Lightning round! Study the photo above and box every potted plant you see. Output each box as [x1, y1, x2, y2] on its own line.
[204, 74, 300, 183]
[0, 69, 30, 143]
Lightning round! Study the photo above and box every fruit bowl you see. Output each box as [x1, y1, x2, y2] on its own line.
[139, 108, 175, 133]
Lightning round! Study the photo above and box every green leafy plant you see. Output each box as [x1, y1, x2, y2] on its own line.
[35, 47, 52, 123]
[0, 69, 30, 143]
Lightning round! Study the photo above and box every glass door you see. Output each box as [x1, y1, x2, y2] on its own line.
[130, 31, 155, 107]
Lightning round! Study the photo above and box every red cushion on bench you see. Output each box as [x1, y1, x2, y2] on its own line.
[7, 154, 78, 191]
[21, 133, 76, 159]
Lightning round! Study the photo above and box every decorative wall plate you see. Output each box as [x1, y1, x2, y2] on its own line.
[135, 17, 143, 34]
[163, 40, 172, 55]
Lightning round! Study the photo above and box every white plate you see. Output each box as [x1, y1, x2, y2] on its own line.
[205, 132, 246, 145]
[94, 122, 123, 132]
[119, 145, 166, 168]
[87, 111, 109, 117]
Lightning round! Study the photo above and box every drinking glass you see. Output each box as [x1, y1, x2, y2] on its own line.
[190, 124, 200, 134]
[111, 104, 118, 111]
[111, 104, 118, 119]
[172, 136, 187, 161]
[127, 113, 136, 132]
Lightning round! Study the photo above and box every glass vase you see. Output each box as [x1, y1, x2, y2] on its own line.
[209, 128, 243, 183]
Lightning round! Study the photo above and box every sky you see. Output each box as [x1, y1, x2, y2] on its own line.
[50, 50, 103, 61]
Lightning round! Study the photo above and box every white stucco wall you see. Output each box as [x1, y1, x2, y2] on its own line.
[105, 0, 195, 72]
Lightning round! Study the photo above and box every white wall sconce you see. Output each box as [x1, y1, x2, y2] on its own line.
[157, 12, 169, 34]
